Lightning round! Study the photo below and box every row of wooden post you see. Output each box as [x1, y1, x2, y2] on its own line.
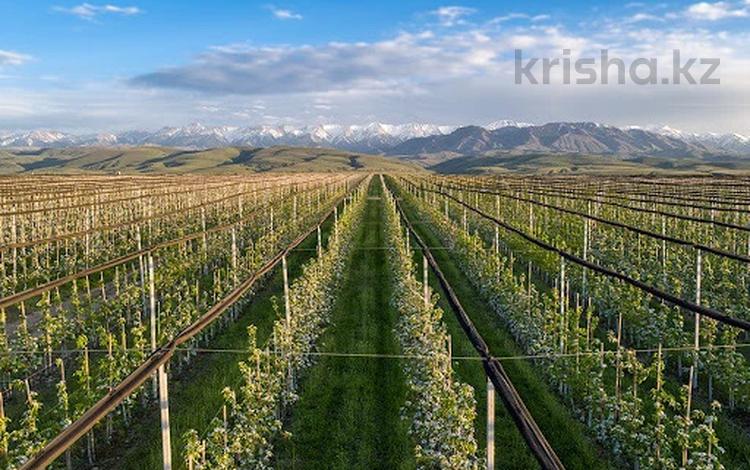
[145, 252, 173, 470]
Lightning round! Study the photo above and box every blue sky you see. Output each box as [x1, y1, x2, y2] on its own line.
[1, 1, 749, 133]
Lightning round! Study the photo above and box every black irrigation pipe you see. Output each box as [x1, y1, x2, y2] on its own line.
[552, 186, 750, 211]
[19, 180, 364, 470]
[413, 182, 750, 333]
[495, 179, 750, 210]
[390, 183, 565, 470]
[485, 175, 750, 206]
[433, 180, 750, 265]
[475, 183, 750, 233]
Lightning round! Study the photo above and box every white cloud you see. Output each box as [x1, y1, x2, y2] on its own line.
[0, 50, 32, 66]
[626, 13, 665, 23]
[56, 3, 142, 20]
[130, 31, 506, 95]
[197, 105, 220, 113]
[490, 13, 550, 23]
[269, 6, 302, 20]
[432, 6, 476, 26]
[685, 2, 748, 20]
[490, 13, 528, 23]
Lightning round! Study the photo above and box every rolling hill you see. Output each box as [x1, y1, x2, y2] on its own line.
[0, 146, 423, 175]
[3, 144, 749, 176]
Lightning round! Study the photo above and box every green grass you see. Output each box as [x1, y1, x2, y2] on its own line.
[714, 414, 750, 468]
[396, 183, 618, 470]
[275, 179, 415, 469]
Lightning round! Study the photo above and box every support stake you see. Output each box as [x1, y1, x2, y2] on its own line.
[158, 364, 172, 470]
[487, 377, 495, 470]
[148, 253, 157, 397]
[423, 255, 429, 308]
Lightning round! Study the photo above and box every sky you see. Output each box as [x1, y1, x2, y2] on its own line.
[0, 0, 749, 134]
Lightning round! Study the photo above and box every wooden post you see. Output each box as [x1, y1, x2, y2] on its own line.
[582, 218, 589, 297]
[693, 249, 702, 390]
[615, 310, 623, 408]
[487, 377, 495, 470]
[334, 206, 339, 242]
[137, 226, 146, 322]
[200, 208, 207, 254]
[529, 204, 534, 233]
[317, 226, 322, 258]
[238, 194, 244, 228]
[655, 343, 663, 461]
[148, 253, 157, 397]
[84, 208, 91, 267]
[559, 258, 566, 395]
[683, 366, 695, 467]
[661, 216, 667, 285]
[158, 364, 172, 470]
[282, 254, 294, 390]
[231, 228, 238, 287]
[423, 255, 429, 308]
[282, 255, 291, 326]
[559, 258, 566, 355]
[447, 335, 452, 366]
[11, 214, 17, 283]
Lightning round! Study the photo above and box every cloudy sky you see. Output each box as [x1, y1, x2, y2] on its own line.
[1, 0, 749, 133]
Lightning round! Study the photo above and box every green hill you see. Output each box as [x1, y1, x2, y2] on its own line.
[5, 146, 750, 176]
[0, 146, 423, 174]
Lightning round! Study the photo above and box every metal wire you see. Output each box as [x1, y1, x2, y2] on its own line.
[4, 342, 749, 361]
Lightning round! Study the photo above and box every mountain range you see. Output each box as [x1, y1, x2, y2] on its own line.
[0, 122, 456, 153]
[1, 121, 748, 157]
[387, 122, 750, 158]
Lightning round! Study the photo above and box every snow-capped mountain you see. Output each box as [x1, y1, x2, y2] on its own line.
[389, 122, 711, 157]
[0, 122, 458, 153]
[0, 130, 76, 148]
[142, 123, 239, 148]
[697, 133, 750, 154]
[641, 125, 750, 155]
[1, 121, 748, 156]
[484, 120, 534, 130]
